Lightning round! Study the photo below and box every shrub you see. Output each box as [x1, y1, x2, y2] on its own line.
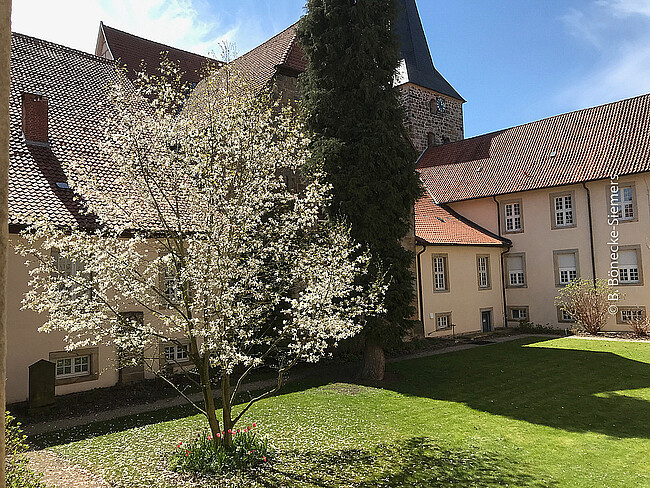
[515, 321, 559, 334]
[555, 279, 618, 335]
[168, 424, 272, 475]
[5, 412, 46, 488]
[627, 316, 650, 337]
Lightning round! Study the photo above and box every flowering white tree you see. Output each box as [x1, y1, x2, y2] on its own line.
[18, 59, 384, 447]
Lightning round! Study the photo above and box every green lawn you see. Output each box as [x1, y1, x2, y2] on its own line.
[38, 337, 650, 487]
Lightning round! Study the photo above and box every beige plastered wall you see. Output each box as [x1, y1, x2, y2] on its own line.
[447, 173, 650, 330]
[6, 235, 171, 404]
[417, 244, 505, 337]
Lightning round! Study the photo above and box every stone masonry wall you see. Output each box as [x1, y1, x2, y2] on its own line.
[399, 83, 464, 154]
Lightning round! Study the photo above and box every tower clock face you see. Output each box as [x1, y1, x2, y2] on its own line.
[436, 97, 446, 114]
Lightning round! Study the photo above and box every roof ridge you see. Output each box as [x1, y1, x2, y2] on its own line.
[477, 92, 650, 139]
[11, 31, 116, 66]
[234, 21, 298, 62]
[101, 23, 218, 61]
[279, 31, 299, 66]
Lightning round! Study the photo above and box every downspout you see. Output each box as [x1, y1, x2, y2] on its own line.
[582, 182, 597, 287]
[416, 243, 427, 336]
[493, 196, 509, 327]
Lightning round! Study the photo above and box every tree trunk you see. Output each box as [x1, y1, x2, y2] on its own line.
[221, 373, 233, 447]
[361, 337, 385, 381]
[198, 363, 221, 449]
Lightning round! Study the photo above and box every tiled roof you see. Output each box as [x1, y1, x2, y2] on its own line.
[99, 22, 218, 85]
[418, 93, 650, 203]
[9, 33, 123, 228]
[415, 191, 508, 246]
[225, 22, 304, 94]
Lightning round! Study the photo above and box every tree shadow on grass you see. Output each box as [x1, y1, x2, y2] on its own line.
[382, 337, 650, 438]
[248, 437, 555, 487]
[30, 373, 345, 449]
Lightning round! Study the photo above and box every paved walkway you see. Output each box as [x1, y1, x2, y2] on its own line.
[25, 450, 111, 488]
[23, 368, 321, 437]
[387, 333, 561, 363]
[567, 334, 649, 343]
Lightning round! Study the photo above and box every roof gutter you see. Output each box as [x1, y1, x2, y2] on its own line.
[582, 181, 597, 287]
[416, 241, 427, 336]
[493, 196, 510, 328]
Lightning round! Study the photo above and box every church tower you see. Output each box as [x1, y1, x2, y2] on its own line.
[395, 0, 464, 153]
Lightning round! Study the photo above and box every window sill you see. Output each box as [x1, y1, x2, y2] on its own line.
[55, 372, 99, 386]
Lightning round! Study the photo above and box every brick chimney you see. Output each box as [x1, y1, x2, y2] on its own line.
[21, 92, 49, 143]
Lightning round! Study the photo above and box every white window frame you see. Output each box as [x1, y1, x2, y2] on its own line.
[554, 250, 579, 286]
[506, 254, 526, 288]
[621, 309, 644, 323]
[553, 194, 574, 228]
[432, 255, 449, 292]
[619, 248, 641, 285]
[55, 355, 91, 379]
[477, 255, 490, 289]
[508, 307, 528, 321]
[164, 344, 190, 364]
[503, 201, 522, 233]
[435, 312, 451, 330]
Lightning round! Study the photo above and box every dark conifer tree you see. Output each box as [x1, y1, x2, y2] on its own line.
[297, 0, 421, 380]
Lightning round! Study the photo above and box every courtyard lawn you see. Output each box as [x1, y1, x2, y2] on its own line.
[38, 337, 650, 487]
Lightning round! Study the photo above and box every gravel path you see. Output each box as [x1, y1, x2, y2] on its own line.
[25, 450, 111, 488]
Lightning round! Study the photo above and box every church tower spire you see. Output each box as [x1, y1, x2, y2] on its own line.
[394, 0, 464, 153]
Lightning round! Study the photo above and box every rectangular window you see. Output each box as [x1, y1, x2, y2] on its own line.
[477, 255, 490, 289]
[164, 344, 189, 363]
[621, 309, 644, 323]
[554, 194, 574, 227]
[559, 308, 574, 322]
[617, 306, 646, 324]
[435, 313, 451, 330]
[504, 202, 522, 232]
[509, 307, 528, 321]
[619, 249, 640, 284]
[612, 184, 637, 221]
[432, 255, 448, 291]
[506, 254, 526, 287]
[163, 267, 182, 304]
[555, 251, 578, 286]
[50, 348, 99, 385]
[55, 355, 90, 378]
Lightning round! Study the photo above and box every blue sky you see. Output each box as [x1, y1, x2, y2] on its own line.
[11, 0, 650, 137]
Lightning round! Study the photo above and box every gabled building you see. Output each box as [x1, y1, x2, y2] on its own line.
[416, 94, 650, 333]
[10, 0, 648, 405]
[95, 21, 218, 86]
[8, 0, 465, 404]
[8, 33, 129, 404]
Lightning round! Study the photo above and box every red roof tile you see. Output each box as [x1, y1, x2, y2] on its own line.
[10, 33, 124, 228]
[195, 23, 305, 96]
[99, 22, 218, 85]
[415, 191, 507, 246]
[417, 93, 650, 203]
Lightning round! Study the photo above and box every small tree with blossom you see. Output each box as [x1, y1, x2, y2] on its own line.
[555, 279, 617, 334]
[17, 58, 384, 448]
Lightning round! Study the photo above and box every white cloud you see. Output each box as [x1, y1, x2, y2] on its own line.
[11, 0, 227, 57]
[559, 0, 650, 107]
[599, 0, 650, 17]
[560, 8, 605, 48]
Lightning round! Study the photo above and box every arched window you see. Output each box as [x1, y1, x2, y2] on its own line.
[429, 98, 437, 114]
[427, 132, 435, 147]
